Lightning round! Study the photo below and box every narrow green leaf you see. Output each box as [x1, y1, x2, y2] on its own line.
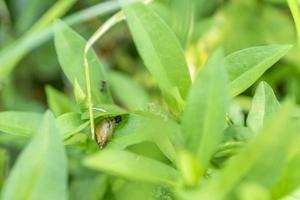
[225, 45, 292, 97]
[170, 0, 194, 47]
[182, 49, 229, 170]
[54, 20, 113, 106]
[83, 149, 178, 186]
[109, 71, 150, 111]
[288, 0, 300, 44]
[121, 1, 191, 112]
[247, 82, 280, 133]
[46, 85, 77, 116]
[0, 149, 9, 190]
[28, 0, 76, 34]
[196, 103, 294, 200]
[1, 111, 67, 200]
[0, 111, 42, 137]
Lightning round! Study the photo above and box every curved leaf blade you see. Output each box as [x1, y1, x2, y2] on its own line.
[83, 149, 178, 186]
[121, 1, 191, 111]
[225, 45, 292, 97]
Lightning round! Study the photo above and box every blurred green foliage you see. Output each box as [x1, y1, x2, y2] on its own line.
[0, 0, 300, 199]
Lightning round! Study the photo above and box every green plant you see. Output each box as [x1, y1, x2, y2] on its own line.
[0, 0, 300, 200]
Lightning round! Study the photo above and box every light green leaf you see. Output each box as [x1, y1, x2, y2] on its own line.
[54, 20, 113, 106]
[0, 111, 42, 137]
[56, 112, 89, 139]
[83, 149, 178, 186]
[109, 71, 150, 111]
[196, 103, 294, 200]
[0, 111, 88, 140]
[225, 45, 292, 97]
[69, 176, 108, 200]
[271, 134, 300, 199]
[108, 113, 179, 163]
[121, 1, 191, 112]
[46, 85, 77, 116]
[247, 82, 280, 133]
[1, 111, 67, 200]
[170, 0, 194, 47]
[182, 49, 229, 170]
[0, 149, 9, 190]
[288, 0, 300, 44]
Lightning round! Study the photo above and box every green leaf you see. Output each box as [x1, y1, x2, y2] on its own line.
[83, 149, 178, 186]
[1, 111, 67, 200]
[69, 176, 108, 200]
[225, 45, 292, 97]
[107, 113, 179, 163]
[81, 104, 127, 120]
[182, 49, 229, 170]
[54, 20, 113, 106]
[271, 139, 300, 199]
[247, 82, 280, 133]
[0, 111, 42, 137]
[56, 112, 89, 139]
[196, 102, 294, 200]
[0, 149, 9, 190]
[121, 1, 191, 112]
[170, 0, 194, 47]
[46, 85, 77, 116]
[288, 0, 300, 44]
[0, 111, 88, 140]
[109, 71, 150, 111]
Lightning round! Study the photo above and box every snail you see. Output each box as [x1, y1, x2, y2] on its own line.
[95, 116, 122, 148]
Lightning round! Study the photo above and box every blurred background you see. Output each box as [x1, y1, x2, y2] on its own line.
[1, 0, 300, 198]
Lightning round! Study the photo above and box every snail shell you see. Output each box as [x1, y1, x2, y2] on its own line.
[95, 119, 114, 148]
[95, 117, 121, 148]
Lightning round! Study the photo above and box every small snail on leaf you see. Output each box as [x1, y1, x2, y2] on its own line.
[95, 116, 122, 148]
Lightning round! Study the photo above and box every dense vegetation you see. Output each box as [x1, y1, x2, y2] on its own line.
[0, 0, 300, 199]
